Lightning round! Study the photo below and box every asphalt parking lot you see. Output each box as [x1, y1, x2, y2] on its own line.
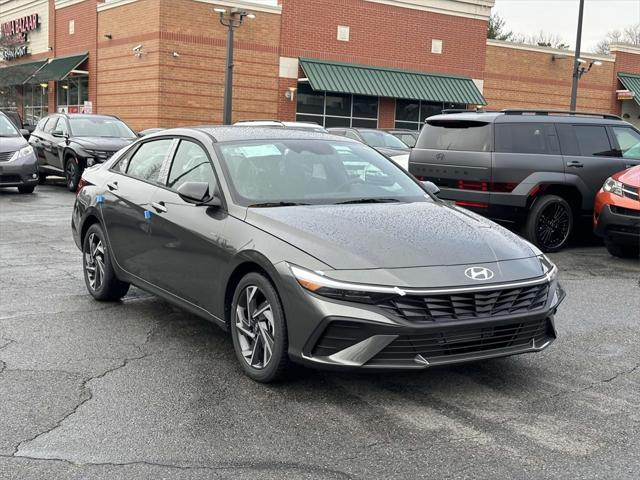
[1, 183, 639, 480]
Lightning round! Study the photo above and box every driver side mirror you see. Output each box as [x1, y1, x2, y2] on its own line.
[52, 130, 68, 139]
[177, 181, 221, 207]
[422, 181, 440, 196]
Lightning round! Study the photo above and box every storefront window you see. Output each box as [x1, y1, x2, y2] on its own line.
[395, 100, 467, 130]
[57, 75, 89, 112]
[296, 82, 379, 128]
[0, 86, 20, 112]
[23, 83, 48, 126]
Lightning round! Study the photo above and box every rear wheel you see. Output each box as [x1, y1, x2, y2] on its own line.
[525, 195, 573, 252]
[230, 273, 290, 383]
[83, 223, 130, 301]
[65, 155, 81, 192]
[605, 240, 639, 259]
[18, 185, 35, 194]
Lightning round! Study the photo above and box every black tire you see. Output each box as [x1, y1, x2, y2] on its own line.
[605, 240, 640, 259]
[18, 185, 35, 194]
[65, 155, 81, 192]
[525, 195, 574, 253]
[230, 272, 290, 383]
[82, 223, 130, 301]
[38, 174, 47, 185]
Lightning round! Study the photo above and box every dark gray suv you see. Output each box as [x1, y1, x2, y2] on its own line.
[409, 110, 640, 251]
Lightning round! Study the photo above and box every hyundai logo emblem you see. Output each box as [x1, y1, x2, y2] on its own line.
[435, 152, 445, 162]
[464, 267, 494, 281]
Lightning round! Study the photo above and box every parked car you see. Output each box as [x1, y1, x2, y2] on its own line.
[234, 120, 328, 133]
[409, 110, 640, 252]
[0, 111, 38, 194]
[594, 165, 640, 258]
[327, 127, 411, 169]
[381, 128, 419, 148]
[29, 113, 137, 191]
[0, 110, 31, 139]
[72, 127, 564, 382]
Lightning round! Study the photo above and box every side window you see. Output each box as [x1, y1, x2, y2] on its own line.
[344, 130, 360, 141]
[167, 140, 215, 191]
[573, 125, 617, 157]
[57, 119, 69, 135]
[126, 139, 173, 184]
[43, 117, 58, 134]
[611, 126, 640, 159]
[36, 117, 48, 131]
[495, 124, 549, 154]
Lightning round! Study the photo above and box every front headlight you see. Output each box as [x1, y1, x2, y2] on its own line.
[602, 177, 623, 197]
[9, 145, 35, 162]
[537, 254, 557, 281]
[290, 265, 401, 304]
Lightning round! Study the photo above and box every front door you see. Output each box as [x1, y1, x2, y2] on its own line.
[145, 138, 228, 314]
[100, 138, 174, 278]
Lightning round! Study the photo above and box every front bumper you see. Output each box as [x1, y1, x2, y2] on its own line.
[594, 204, 640, 246]
[0, 154, 39, 187]
[280, 264, 565, 371]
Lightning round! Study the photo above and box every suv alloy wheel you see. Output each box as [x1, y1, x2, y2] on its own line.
[525, 195, 573, 252]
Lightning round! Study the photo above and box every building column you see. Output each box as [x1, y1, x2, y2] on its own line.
[378, 97, 395, 128]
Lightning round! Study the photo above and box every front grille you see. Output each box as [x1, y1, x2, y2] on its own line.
[0, 151, 16, 162]
[367, 317, 550, 366]
[622, 183, 639, 201]
[611, 205, 640, 218]
[0, 174, 22, 184]
[377, 283, 549, 323]
[312, 321, 374, 357]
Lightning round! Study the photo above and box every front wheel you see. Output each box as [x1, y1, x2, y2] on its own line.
[605, 240, 639, 259]
[230, 273, 290, 383]
[65, 156, 81, 192]
[82, 223, 130, 301]
[525, 195, 573, 252]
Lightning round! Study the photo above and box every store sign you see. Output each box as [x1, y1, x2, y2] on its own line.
[617, 89, 635, 101]
[0, 14, 40, 61]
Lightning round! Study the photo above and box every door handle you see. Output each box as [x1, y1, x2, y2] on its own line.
[152, 201, 167, 213]
[567, 161, 583, 168]
[107, 181, 118, 191]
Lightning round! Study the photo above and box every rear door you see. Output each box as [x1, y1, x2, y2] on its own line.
[100, 138, 175, 278]
[557, 124, 627, 208]
[29, 117, 49, 166]
[145, 138, 226, 313]
[409, 119, 493, 200]
[492, 122, 564, 205]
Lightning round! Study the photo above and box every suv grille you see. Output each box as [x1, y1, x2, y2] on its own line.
[367, 318, 550, 366]
[377, 283, 549, 322]
[611, 205, 640, 218]
[0, 151, 16, 162]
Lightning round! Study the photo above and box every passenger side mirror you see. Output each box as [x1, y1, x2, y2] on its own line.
[422, 180, 440, 196]
[52, 130, 66, 138]
[19, 129, 29, 139]
[177, 181, 221, 207]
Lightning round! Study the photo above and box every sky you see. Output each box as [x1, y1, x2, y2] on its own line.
[492, 0, 640, 52]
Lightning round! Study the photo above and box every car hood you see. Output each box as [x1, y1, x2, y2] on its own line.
[73, 136, 136, 151]
[0, 136, 28, 153]
[245, 201, 537, 270]
[615, 165, 640, 188]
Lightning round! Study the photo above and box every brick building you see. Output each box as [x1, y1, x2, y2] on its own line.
[1, 0, 639, 131]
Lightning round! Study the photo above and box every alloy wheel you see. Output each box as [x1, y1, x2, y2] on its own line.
[66, 160, 77, 190]
[85, 233, 105, 291]
[234, 285, 275, 369]
[536, 202, 570, 250]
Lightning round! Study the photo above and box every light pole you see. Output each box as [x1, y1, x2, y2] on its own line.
[569, 0, 584, 111]
[215, 7, 255, 125]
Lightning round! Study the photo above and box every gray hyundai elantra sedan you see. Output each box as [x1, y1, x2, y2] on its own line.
[72, 127, 565, 382]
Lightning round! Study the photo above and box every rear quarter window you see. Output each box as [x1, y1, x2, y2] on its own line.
[495, 123, 559, 154]
[416, 120, 492, 152]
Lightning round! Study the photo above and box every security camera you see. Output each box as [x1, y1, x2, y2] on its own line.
[132, 44, 143, 52]
[172, 52, 180, 58]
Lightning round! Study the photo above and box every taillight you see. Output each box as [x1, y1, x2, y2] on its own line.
[455, 200, 489, 209]
[456, 180, 517, 193]
[76, 178, 88, 196]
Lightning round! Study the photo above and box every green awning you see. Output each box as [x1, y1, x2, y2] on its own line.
[618, 73, 640, 106]
[27, 52, 88, 84]
[299, 58, 486, 105]
[0, 60, 48, 87]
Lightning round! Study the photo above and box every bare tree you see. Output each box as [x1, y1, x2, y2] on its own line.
[595, 23, 640, 54]
[487, 13, 514, 41]
[524, 31, 570, 50]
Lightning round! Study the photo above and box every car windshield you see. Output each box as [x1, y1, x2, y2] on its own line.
[217, 139, 428, 206]
[0, 115, 20, 137]
[359, 130, 409, 149]
[69, 117, 136, 138]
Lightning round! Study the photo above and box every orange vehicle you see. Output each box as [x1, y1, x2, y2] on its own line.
[594, 165, 640, 258]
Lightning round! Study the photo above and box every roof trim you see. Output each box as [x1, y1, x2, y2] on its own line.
[363, 0, 494, 20]
[486, 39, 615, 63]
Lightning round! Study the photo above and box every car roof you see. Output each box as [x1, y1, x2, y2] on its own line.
[147, 126, 361, 143]
[52, 113, 120, 120]
[426, 111, 626, 125]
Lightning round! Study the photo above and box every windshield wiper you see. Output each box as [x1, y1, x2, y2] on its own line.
[248, 202, 311, 208]
[335, 198, 401, 205]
